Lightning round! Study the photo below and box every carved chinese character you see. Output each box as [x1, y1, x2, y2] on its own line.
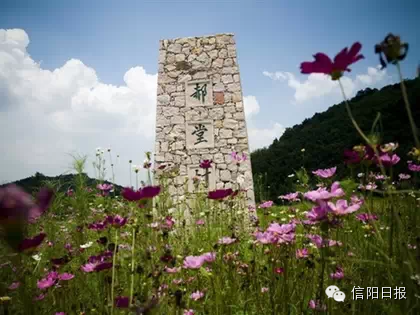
[192, 123, 208, 145]
[190, 83, 207, 104]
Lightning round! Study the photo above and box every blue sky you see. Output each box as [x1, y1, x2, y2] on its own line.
[0, 0, 419, 185]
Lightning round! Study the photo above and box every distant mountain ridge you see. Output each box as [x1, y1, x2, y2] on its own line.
[1, 172, 124, 195]
[251, 77, 420, 201]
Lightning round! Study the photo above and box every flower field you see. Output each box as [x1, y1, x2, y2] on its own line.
[1, 34, 420, 314]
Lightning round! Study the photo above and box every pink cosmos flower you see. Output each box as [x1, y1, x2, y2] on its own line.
[34, 293, 46, 301]
[58, 273, 74, 281]
[190, 290, 204, 301]
[254, 231, 277, 244]
[37, 275, 57, 290]
[408, 161, 420, 172]
[184, 309, 195, 315]
[231, 151, 247, 163]
[399, 173, 411, 180]
[8, 282, 20, 290]
[327, 199, 361, 216]
[308, 300, 327, 311]
[312, 167, 337, 179]
[296, 248, 309, 259]
[356, 213, 378, 223]
[183, 256, 205, 269]
[162, 216, 175, 229]
[218, 237, 236, 245]
[376, 153, 400, 167]
[201, 252, 216, 263]
[261, 287, 269, 293]
[164, 266, 181, 274]
[55, 312, 66, 315]
[300, 42, 364, 80]
[97, 183, 113, 196]
[196, 219, 205, 225]
[173, 279, 183, 285]
[305, 204, 329, 222]
[274, 267, 284, 274]
[259, 200, 274, 209]
[279, 192, 300, 202]
[330, 266, 344, 279]
[304, 182, 344, 203]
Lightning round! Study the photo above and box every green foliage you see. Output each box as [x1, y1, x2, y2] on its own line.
[251, 78, 420, 202]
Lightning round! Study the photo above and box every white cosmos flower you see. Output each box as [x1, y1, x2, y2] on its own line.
[80, 241, 93, 249]
[288, 174, 295, 178]
[32, 254, 42, 261]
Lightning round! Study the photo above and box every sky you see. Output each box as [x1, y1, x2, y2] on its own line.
[1, 0, 419, 187]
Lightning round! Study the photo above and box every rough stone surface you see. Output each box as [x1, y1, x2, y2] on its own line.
[154, 34, 255, 207]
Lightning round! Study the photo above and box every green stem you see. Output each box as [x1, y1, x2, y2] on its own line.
[129, 228, 136, 307]
[338, 79, 388, 179]
[110, 229, 119, 315]
[396, 62, 420, 149]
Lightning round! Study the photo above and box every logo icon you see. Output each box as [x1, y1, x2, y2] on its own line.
[325, 285, 346, 302]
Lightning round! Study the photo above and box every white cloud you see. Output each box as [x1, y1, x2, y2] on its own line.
[0, 28, 157, 186]
[0, 28, 280, 185]
[244, 95, 285, 151]
[263, 65, 390, 102]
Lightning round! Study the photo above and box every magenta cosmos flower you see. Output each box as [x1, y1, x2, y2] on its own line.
[208, 188, 233, 200]
[104, 215, 128, 228]
[408, 161, 420, 172]
[122, 186, 161, 201]
[183, 256, 205, 269]
[300, 42, 364, 80]
[375, 153, 400, 167]
[231, 151, 247, 163]
[18, 233, 46, 252]
[330, 266, 344, 280]
[0, 185, 54, 225]
[199, 160, 212, 169]
[312, 167, 337, 179]
[115, 296, 130, 308]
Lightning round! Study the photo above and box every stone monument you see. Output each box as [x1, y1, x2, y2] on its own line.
[153, 33, 255, 207]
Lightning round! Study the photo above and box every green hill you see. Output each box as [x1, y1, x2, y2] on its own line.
[251, 77, 420, 202]
[0, 172, 124, 196]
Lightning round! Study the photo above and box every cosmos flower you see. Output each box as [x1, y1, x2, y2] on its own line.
[218, 237, 236, 245]
[296, 248, 309, 259]
[208, 189, 233, 200]
[199, 160, 212, 169]
[115, 296, 130, 308]
[304, 182, 345, 203]
[104, 215, 128, 228]
[327, 199, 361, 216]
[312, 167, 337, 179]
[300, 42, 364, 80]
[190, 290, 204, 301]
[259, 200, 274, 209]
[278, 192, 300, 202]
[375, 33, 408, 69]
[122, 186, 161, 201]
[18, 233, 46, 252]
[330, 266, 344, 280]
[183, 256, 205, 269]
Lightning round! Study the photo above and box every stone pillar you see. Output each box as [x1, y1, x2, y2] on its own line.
[153, 33, 255, 207]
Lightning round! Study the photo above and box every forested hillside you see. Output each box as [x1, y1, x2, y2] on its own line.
[251, 78, 420, 201]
